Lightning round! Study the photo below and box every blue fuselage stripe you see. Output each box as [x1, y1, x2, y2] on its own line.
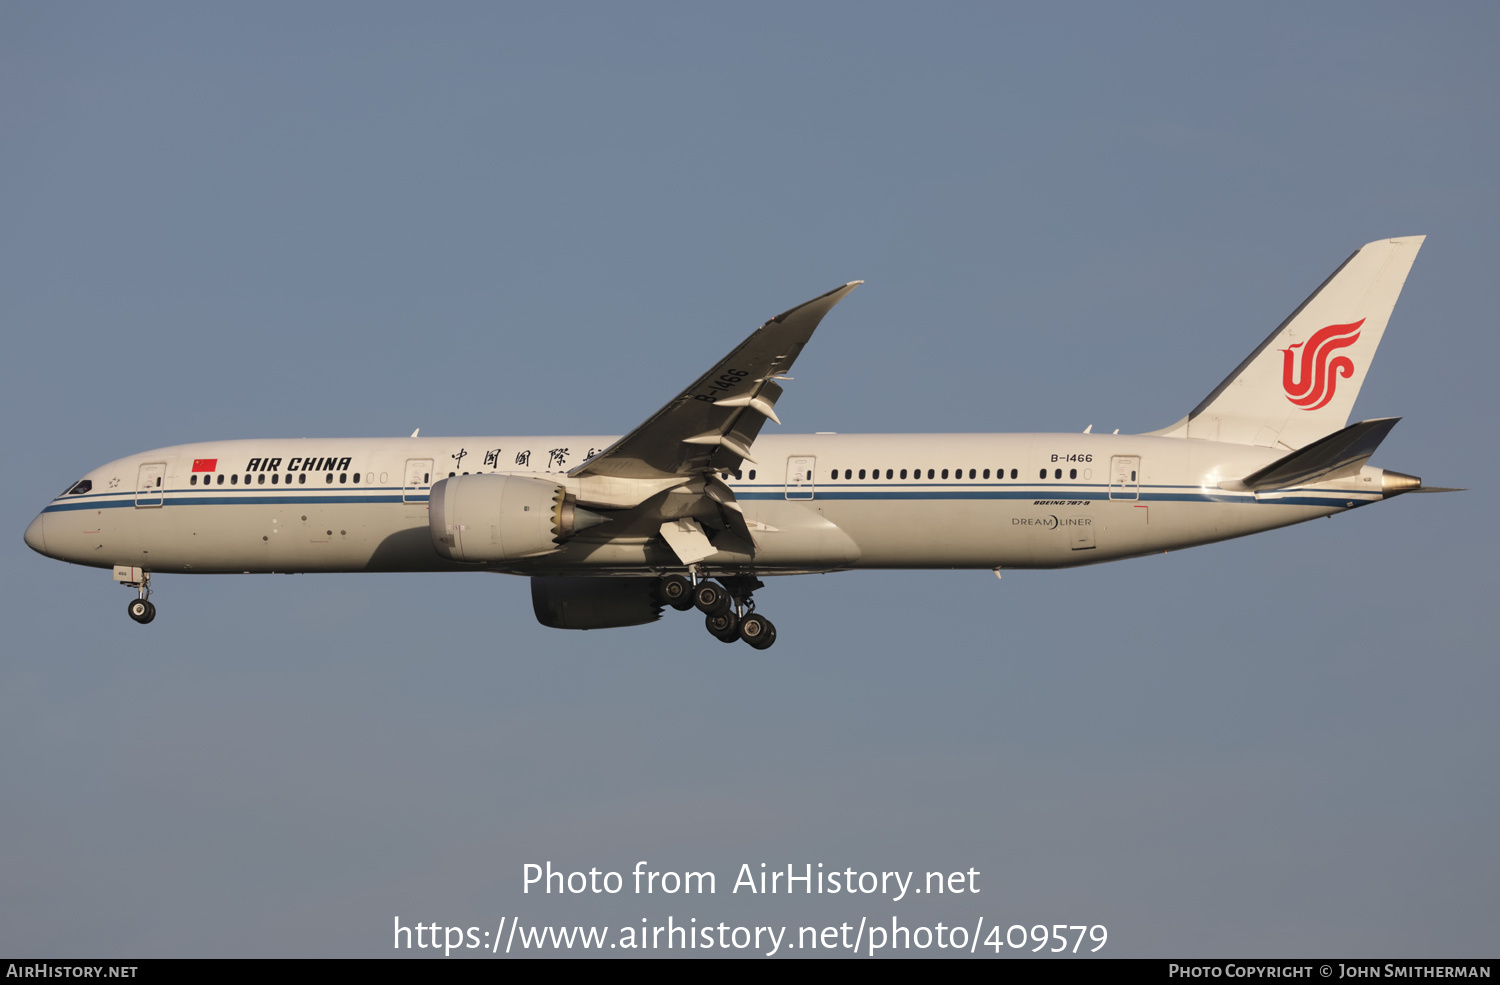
[43, 483, 1377, 514]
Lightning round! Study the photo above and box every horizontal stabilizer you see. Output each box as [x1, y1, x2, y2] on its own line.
[1228, 417, 1400, 491]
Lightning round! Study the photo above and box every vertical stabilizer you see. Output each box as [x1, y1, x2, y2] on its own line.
[1153, 236, 1424, 449]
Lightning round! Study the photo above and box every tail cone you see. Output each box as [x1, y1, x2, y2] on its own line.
[1380, 470, 1422, 497]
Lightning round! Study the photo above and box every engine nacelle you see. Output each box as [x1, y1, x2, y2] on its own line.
[429, 474, 605, 563]
[530, 576, 664, 630]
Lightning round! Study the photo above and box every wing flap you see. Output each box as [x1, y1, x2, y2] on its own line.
[659, 518, 718, 565]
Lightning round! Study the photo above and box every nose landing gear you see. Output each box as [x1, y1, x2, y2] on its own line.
[122, 569, 156, 624]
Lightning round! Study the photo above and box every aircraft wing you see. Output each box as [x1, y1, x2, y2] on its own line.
[571, 281, 861, 480]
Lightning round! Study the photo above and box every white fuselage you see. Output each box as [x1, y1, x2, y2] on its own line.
[27, 431, 1386, 578]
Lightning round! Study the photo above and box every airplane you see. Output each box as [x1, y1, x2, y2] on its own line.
[25, 236, 1445, 649]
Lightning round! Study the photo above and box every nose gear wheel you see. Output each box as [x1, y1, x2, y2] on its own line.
[127, 599, 156, 624]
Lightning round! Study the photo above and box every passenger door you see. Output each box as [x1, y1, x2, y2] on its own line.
[135, 462, 165, 508]
[784, 456, 816, 500]
[403, 458, 434, 504]
[1109, 456, 1140, 501]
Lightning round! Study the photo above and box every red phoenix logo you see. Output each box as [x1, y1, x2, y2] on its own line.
[1280, 319, 1364, 410]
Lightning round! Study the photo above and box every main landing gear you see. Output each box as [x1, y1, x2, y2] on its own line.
[124, 571, 156, 624]
[657, 574, 776, 649]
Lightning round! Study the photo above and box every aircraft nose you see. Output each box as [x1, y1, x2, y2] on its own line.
[24, 512, 48, 556]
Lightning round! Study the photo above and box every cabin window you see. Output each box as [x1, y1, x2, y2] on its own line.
[271, 474, 278, 485]
[856, 469, 864, 479]
[217, 474, 225, 485]
[900, 469, 908, 479]
[885, 469, 893, 479]
[983, 469, 990, 479]
[748, 470, 756, 480]
[340, 473, 347, 484]
[298, 474, 305, 484]
[353, 473, 361, 483]
[424, 473, 430, 482]
[1010, 468, 1018, 479]
[1054, 469, 1062, 479]
[326, 473, 334, 483]
[190, 475, 197, 486]
[257, 474, 265, 485]
[1069, 468, 1077, 479]
[231, 474, 238, 485]
[941, 469, 949, 479]
[1132, 470, 1137, 481]
[969, 468, 976, 479]
[926, 469, 934, 479]
[1039, 468, 1046, 479]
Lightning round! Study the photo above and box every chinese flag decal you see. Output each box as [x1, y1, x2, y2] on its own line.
[192, 459, 218, 472]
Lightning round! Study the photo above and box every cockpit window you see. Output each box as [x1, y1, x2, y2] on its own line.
[65, 480, 92, 495]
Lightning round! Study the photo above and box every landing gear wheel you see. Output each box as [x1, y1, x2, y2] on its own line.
[658, 575, 695, 611]
[705, 611, 740, 643]
[693, 581, 731, 616]
[738, 613, 776, 650]
[127, 599, 156, 624]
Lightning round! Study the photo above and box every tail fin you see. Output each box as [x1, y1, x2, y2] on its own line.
[1152, 236, 1424, 449]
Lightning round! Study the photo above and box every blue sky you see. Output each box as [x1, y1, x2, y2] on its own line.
[2, 2, 1495, 957]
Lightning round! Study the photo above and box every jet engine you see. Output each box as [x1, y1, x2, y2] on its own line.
[530, 576, 664, 630]
[429, 474, 607, 563]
